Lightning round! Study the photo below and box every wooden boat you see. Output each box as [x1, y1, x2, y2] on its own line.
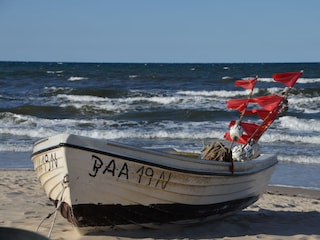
[31, 71, 302, 234]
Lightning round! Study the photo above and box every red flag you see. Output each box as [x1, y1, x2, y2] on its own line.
[228, 120, 259, 136]
[251, 109, 280, 141]
[241, 122, 260, 136]
[226, 99, 249, 111]
[251, 95, 284, 111]
[227, 95, 283, 112]
[273, 71, 303, 88]
[234, 77, 257, 90]
[224, 132, 248, 144]
[244, 109, 270, 120]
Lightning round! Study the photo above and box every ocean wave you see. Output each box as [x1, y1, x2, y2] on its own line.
[278, 155, 320, 164]
[289, 96, 320, 113]
[46, 70, 63, 74]
[260, 131, 319, 144]
[57, 94, 105, 102]
[44, 86, 72, 92]
[279, 116, 320, 132]
[55, 93, 225, 112]
[43, 86, 73, 96]
[177, 90, 251, 97]
[67, 76, 88, 81]
[1, 62, 319, 174]
[129, 75, 139, 79]
[1, 111, 319, 151]
[41, 88, 317, 117]
[258, 77, 320, 84]
[294, 78, 320, 84]
[0, 143, 32, 152]
[176, 88, 304, 98]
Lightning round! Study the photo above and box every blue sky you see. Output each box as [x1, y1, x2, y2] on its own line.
[0, 0, 319, 63]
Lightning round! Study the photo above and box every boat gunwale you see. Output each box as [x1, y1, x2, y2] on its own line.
[31, 141, 277, 177]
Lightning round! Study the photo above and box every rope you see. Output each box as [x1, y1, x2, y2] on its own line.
[36, 174, 69, 239]
[201, 142, 232, 162]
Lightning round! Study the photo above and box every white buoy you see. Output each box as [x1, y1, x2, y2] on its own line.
[232, 143, 260, 162]
[230, 121, 243, 141]
[231, 145, 244, 161]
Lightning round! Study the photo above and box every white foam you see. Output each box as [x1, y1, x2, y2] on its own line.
[289, 96, 320, 114]
[279, 116, 320, 132]
[2, 111, 318, 145]
[55, 93, 225, 112]
[264, 87, 284, 94]
[0, 143, 32, 152]
[278, 155, 320, 164]
[0, 112, 225, 149]
[46, 70, 63, 74]
[57, 94, 105, 102]
[258, 78, 273, 83]
[129, 75, 139, 78]
[126, 96, 180, 105]
[56, 94, 125, 112]
[258, 77, 320, 84]
[44, 86, 73, 94]
[177, 90, 250, 97]
[295, 78, 320, 84]
[51, 90, 318, 116]
[260, 132, 319, 144]
[67, 76, 88, 81]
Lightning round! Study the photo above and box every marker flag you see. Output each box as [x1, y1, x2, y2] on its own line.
[234, 77, 257, 90]
[272, 71, 303, 88]
[251, 95, 284, 112]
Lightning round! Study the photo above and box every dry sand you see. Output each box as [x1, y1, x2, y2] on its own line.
[1, 169, 319, 240]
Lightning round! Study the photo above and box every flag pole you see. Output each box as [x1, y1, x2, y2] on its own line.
[228, 77, 257, 173]
[248, 70, 304, 145]
[239, 76, 257, 122]
[224, 71, 303, 166]
[243, 85, 291, 148]
[229, 76, 257, 149]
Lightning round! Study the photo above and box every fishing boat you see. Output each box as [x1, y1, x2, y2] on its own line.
[31, 71, 302, 234]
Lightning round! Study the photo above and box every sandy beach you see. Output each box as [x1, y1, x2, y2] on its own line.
[1, 169, 319, 240]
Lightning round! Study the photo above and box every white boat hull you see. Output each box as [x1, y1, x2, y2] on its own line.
[31, 134, 277, 233]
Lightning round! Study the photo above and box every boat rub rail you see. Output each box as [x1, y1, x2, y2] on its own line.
[31, 142, 277, 177]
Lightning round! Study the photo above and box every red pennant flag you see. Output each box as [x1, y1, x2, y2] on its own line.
[260, 110, 279, 129]
[226, 99, 249, 111]
[241, 122, 260, 136]
[227, 95, 283, 112]
[273, 71, 303, 88]
[228, 120, 237, 128]
[251, 94, 284, 111]
[228, 120, 259, 136]
[244, 109, 270, 120]
[234, 77, 257, 90]
[224, 132, 248, 144]
[251, 110, 280, 141]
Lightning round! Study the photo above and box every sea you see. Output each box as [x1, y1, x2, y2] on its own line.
[0, 62, 319, 189]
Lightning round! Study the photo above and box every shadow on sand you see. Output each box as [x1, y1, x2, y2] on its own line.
[0, 227, 49, 240]
[85, 209, 320, 239]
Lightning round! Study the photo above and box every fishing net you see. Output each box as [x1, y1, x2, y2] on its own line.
[201, 142, 232, 162]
